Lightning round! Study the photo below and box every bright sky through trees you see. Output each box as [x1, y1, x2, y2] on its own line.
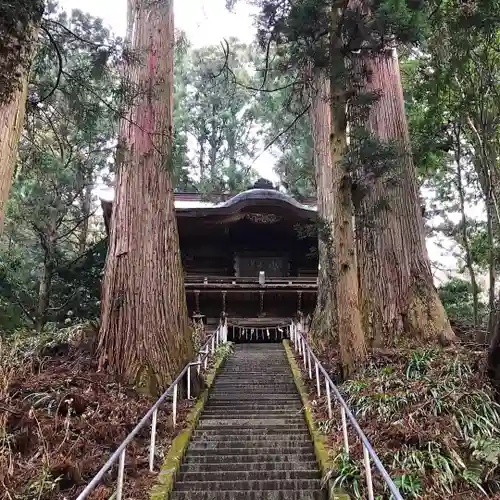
[59, 0, 280, 183]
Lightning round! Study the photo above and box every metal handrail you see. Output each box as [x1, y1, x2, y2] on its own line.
[288, 321, 403, 500]
[76, 321, 228, 500]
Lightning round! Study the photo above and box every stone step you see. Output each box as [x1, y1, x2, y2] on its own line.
[203, 402, 302, 410]
[209, 392, 297, 398]
[179, 461, 319, 473]
[198, 420, 306, 429]
[188, 440, 314, 451]
[216, 376, 292, 380]
[208, 384, 295, 390]
[174, 479, 322, 491]
[213, 387, 296, 390]
[170, 491, 325, 500]
[202, 408, 303, 415]
[220, 374, 293, 377]
[196, 423, 307, 432]
[207, 395, 297, 400]
[182, 453, 317, 465]
[192, 430, 310, 439]
[186, 449, 315, 459]
[216, 374, 292, 378]
[177, 469, 320, 482]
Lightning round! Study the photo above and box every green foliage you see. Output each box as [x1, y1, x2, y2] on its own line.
[0, 4, 117, 331]
[438, 278, 487, 325]
[215, 341, 234, 364]
[336, 348, 500, 498]
[327, 451, 364, 499]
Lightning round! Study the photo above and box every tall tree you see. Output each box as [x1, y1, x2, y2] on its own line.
[329, 10, 367, 376]
[309, 68, 337, 347]
[98, 0, 196, 395]
[0, 1, 44, 232]
[355, 48, 456, 346]
[253, 0, 369, 375]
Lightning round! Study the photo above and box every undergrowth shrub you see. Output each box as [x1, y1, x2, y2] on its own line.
[323, 347, 500, 499]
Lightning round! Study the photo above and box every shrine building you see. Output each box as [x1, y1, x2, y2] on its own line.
[101, 179, 319, 333]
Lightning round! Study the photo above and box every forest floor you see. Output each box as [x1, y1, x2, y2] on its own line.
[298, 325, 500, 499]
[0, 324, 206, 500]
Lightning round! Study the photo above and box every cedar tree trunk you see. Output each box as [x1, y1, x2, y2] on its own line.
[309, 67, 337, 347]
[356, 49, 456, 346]
[98, 0, 197, 396]
[0, 1, 44, 232]
[329, 15, 367, 377]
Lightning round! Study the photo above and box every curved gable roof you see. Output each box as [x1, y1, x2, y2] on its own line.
[176, 188, 317, 220]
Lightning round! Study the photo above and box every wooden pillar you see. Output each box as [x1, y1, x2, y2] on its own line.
[297, 291, 302, 313]
[194, 290, 200, 313]
[222, 290, 227, 313]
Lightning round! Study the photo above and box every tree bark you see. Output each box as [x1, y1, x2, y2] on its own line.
[0, 1, 43, 232]
[36, 258, 53, 331]
[454, 128, 479, 328]
[36, 214, 57, 330]
[308, 67, 337, 348]
[329, 14, 367, 378]
[227, 127, 237, 172]
[209, 108, 218, 180]
[355, 49, 456, 347]
[98, 0, 197, 396]
[487, 205, 496, 337]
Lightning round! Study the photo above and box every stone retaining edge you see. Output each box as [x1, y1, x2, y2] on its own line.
[283, 340, 350, 500]
[150, 343, 233, 500]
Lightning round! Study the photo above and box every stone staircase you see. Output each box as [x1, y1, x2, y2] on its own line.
[170, 343, 325, 500]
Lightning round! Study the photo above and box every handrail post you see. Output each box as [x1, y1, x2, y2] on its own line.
[197, 354, 201, 375]
[172, 383, 178, 428]
[187, 365, 191, 400]
[204, 349, 208, 370]
[307, 349, 312, 379]
[149, 408, 158, 471]
[116, 448, 126, 500]
[211, 334, 215, 354]
[363, 444, 375, 500]
[326, 378, 332, 419]
[315, 362, 321, 396]
[302, 338, 307, 368]
[341, 407, 349, 455]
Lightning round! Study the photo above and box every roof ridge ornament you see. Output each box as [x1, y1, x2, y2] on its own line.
[250, 178, 276, 190]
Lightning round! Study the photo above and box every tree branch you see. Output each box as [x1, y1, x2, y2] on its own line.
[37, 25, 63, 104]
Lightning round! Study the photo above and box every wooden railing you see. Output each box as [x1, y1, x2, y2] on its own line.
[184, 275, 318, 285]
